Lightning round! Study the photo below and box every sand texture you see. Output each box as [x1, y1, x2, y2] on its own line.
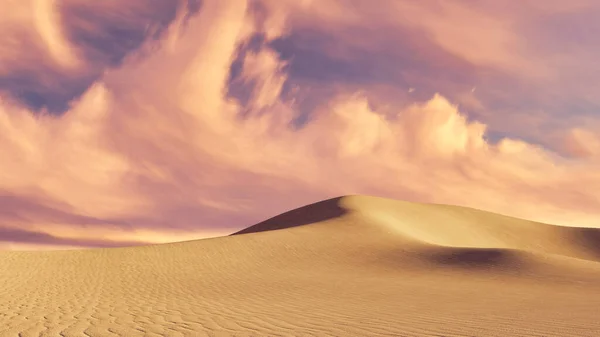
[1, 195, 600, 336]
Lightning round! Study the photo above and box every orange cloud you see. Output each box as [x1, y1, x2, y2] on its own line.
[0, 0, 83, 78]
[553, 127, 600, 159]
[1, 0, 600, 249]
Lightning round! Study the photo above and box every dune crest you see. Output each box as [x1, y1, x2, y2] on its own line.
[1, 195, 600, 336]
[236, 195, 600, 263]
[231, 196, 348, 235]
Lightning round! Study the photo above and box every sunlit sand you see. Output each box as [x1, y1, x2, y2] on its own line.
[1, 195, 599, 336]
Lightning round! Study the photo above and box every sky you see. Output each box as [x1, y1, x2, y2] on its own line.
[1, 0, 600, 250]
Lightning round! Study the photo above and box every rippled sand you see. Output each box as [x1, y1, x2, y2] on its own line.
[1, 195, 599, 336]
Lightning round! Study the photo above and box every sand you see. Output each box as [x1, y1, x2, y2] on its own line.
[1, 195, 600, 336]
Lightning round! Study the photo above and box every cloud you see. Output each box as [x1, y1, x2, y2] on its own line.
[270, 0, 541, 76]
[33, 0, 82, 69]
[551, 127, 600, 159]
[1, 0, 600, 249]
[0, 0, 190, 112]
[0, 226, 145, 248]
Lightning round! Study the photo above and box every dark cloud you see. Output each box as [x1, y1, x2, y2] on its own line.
[0, 226, 148, 248]
[61, 0, 184, 66]
[0, 195, 146, 248]
[0, 193, 130, 226]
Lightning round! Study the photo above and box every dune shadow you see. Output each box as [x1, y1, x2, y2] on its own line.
[425, 247, 521, 270]
[231, 197, 348, 236]
[570, 228, 600, 261]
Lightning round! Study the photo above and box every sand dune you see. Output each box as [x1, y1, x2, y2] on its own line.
[1, 195, 600, 336]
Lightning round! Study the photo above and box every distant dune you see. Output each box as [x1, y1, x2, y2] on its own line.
[1, 195, 600, 336]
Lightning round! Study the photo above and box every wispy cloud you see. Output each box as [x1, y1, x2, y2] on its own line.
[1, 0, 599, 249]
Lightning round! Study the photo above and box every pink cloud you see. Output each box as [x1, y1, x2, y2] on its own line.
[0, 0, 77, 75]
[271, 0, 551, 78]
[1, 0, 600, 249]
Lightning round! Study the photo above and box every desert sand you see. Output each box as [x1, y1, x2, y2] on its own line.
[1, 195, 600, 336]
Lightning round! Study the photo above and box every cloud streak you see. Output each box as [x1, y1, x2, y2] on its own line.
[1, 0, 599, 249]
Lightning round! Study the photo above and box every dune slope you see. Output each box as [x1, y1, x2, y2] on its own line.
[1, 195, 600, 336]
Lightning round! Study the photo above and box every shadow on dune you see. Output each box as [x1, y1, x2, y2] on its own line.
[569, 228, 600, 261]
[425, 247, 523, 270]
[231, 197, 348, 235]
